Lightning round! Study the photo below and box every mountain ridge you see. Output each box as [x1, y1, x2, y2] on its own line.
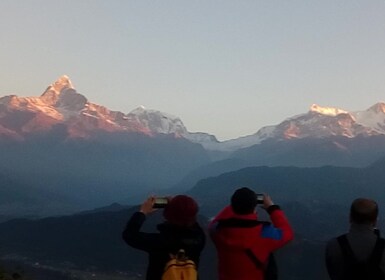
[2, 76, 385, 153]
[0, 75, 189, 141]
[199, 102, 385, 152]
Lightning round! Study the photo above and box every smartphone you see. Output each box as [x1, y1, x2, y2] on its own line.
[153, 197, 168, 208]
[256, 194, 264, 204]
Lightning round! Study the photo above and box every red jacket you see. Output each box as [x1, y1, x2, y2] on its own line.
[209, 205, 294, 280]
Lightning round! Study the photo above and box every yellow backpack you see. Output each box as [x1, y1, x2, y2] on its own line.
[161, 249, 197, 280]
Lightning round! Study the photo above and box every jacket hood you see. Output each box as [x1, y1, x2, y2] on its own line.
[214, 205, 258, 221]
[211, 206, 263, 249]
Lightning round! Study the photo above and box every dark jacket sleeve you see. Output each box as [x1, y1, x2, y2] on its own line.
[122, 211, 163, 252]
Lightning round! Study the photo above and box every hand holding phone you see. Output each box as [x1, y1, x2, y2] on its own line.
[140, 197, 157, 215]
[262, 194, 274, 209]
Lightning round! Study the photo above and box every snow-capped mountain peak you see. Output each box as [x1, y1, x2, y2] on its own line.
[127, 107, 188, 136]
[40, 75, 77, 106]
[51, 75, 74, 92]
[350, 102, 385, 133]
[367, 102, 385, 114]
[129, 106, 147, 115]
[309, 104, 348, 116]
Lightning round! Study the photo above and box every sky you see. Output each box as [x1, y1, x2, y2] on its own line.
[0, 1, 385, 141]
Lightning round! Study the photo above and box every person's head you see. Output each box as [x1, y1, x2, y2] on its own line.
[350, 198, 378, 226]
[231, 187, 258, 215]
[163, 195, 198, 226]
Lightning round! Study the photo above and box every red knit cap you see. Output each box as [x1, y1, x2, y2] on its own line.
[163, 195, 198, 226]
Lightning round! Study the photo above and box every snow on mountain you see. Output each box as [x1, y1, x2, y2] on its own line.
[186, 126, 275, 152]
[186, 132, 219, 143]
[270, 105, 375, 139]
[246, 103, 385, 142]
[40, 75, 75, 106]
[192, 103, 385, 152]
[309, 104, 348, 116]
[352, 103, 385, 133]
[127, 106, 188, 136]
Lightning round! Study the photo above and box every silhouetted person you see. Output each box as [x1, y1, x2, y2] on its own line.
[209, 187, 294, 280]
[325, 198, 385, 280]
[122, 195, 206, 280]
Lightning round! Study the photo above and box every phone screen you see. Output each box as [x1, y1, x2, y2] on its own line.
[154, 197, 168, 208]
[256, 194, 264, 204]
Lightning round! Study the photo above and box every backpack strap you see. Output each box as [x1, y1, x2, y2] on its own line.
[337, 234, 385, 266]
[245, 249, 265, 269]
[245, 249, 278, 280]
[337, 234, 357, 264]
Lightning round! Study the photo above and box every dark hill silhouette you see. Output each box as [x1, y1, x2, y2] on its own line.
[171, 158, 253, 192]
[188, 164, 382, 219]
[0, 207, 217, 279]
[0, 207, 145, 271]
[233, 135, 385, 167]
[172, 135, 385, 193]
[1, 162, 385, 279]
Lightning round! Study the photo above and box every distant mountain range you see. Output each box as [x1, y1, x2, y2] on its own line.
[2, 76, 385, 218]
[3, 76, 385, 152]
[193, 102, 385, 152]
[175, 102, 385, 191]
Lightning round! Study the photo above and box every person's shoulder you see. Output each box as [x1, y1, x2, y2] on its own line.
[261, 223, 282, 240]
[191, 222, 206, 236]
[325, 235, 344, 256]
[326, 236, 339, 246]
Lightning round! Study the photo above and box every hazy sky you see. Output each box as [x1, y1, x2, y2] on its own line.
[1, 1, 385, 140]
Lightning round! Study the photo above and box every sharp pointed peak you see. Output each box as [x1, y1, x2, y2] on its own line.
[138, 105, 147, 110]
[40, 75, 76, 105]
[130, 106, 151, 114]
[52, 75, 74, 90]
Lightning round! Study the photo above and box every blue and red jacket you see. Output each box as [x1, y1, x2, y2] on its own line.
[209, 205, 294, 280]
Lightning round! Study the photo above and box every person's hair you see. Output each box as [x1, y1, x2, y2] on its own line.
[231, 187, 258, 215]
[350, 198, 378, 225]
